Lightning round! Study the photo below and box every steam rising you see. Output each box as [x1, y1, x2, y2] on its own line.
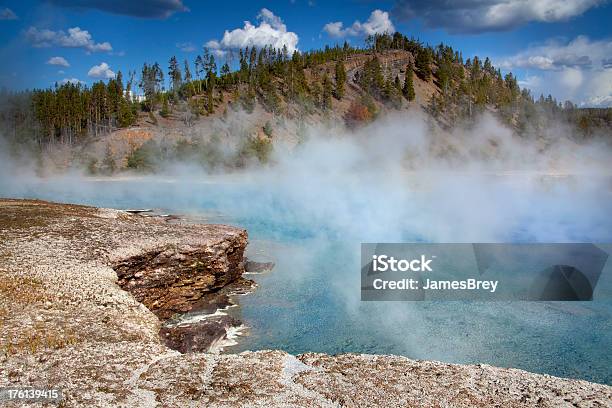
[1, 111, 611, 381]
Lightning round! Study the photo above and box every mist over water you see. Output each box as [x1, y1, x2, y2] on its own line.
[1, 113, 611, 384]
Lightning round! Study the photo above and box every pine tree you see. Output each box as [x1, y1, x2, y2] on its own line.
[139, 63, 154, 110]
[322, 74, 333, 110]
[153, 63, 164, 90]
[221, 63, 230, 78]
[203, 49, 217, 114]
[359, 56, 384, 96]
[112, 71, 124, 114]
[334, 60, 346, 99]
[168, 56, 182, 93]
[117, 95, 134, 127]
[239, 49, 249, 83]
[415, 49, 432, 81]
[183, 59, 192, 82]
[484, 57, 493, 74]
[403, 64, 415, 102]
[248, 47, 257, 84]
[194, 55, 204, 93]
[204, 50, 217, 81]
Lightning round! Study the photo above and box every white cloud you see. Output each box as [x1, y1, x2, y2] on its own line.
[60, 77, 84, 85]
[520, 56, 555, 70]
[581, 95, 612, 107]
[204, 40, 227, 57]
[46, 56, 70, 67]
[205, 40, 220, 49]
[323, 10, 395, 38]
[207, 8, 299, 54]
[176, 42, 195, 52]
[498, 35, 611, 71]
[87, 62, 115, 79]
[322, 22, 344, 38]
[392, 0, 606, 33]
[25, 26, 112, 53]
[0, 7, 18, 20]
[518, 75, 542, 88]
[483, 0, 603, 29]
[500, 36, 612, 107]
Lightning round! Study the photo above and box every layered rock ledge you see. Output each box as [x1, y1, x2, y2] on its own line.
[0, 199, 610, 407]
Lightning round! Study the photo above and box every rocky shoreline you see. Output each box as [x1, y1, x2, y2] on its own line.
[0, 198, 610, 407]
[110, 217, 254, 353]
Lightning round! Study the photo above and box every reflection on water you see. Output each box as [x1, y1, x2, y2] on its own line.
[1, 174, 611, 384]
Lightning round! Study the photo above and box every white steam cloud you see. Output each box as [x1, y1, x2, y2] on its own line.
[1, 112, 611, 372]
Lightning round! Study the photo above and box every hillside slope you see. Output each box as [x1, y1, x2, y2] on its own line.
[2, 32, 610, 174]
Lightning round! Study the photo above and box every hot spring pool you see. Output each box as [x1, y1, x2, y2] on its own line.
[2, 173, 611, 384]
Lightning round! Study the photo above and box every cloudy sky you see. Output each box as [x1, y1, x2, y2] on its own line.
[0, 0, 611, 107]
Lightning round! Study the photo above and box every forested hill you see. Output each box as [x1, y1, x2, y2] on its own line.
[1, 32, 610, 173]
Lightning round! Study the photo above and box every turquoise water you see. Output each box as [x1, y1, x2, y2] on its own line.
[2, 174, 611, 384]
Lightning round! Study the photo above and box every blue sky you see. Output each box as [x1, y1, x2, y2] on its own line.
[1, 0, 611, 106]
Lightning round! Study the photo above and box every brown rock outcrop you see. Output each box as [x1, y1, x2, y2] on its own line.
[113, 233, 247, 320]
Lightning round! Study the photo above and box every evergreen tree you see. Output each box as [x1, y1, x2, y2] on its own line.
[415, 49, 432, 81]
[139, 63, 154, 109]
[168, 56, 182, 93]
[403, 64, 415, 102]
[248, 47, 257, 82]
[239, 49, 249, 82]
[117, 95, 134, 127]
[203, 49, 217, 80]
[183, 59, 192, 82]
[334, 60, 346, 99]
[484, 57, 493, 74]
[359, 56, 384, 96]
[221, 63, 230, 77]
[194, 55, 204, 93]
[152, 62, 164, 91]
[203, 49, 217, 113]
[322, 74, 333, 110]
[470, 56, 481, 82]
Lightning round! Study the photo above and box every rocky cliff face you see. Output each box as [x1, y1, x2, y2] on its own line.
[113, 235, 247, 320]
[0, 199, 610, 408]
[111, 223, 251, 353]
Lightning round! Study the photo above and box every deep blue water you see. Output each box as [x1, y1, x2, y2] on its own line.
[1, 174, 611, 384]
